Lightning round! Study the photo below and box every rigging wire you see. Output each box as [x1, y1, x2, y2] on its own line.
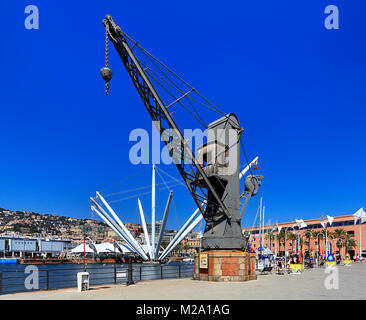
[99, 166, 151, 192]
[124, 31, 255, 180]
[154, 166, 184, 185]
[122, 31, 237, 126]
[104, 31, 257, 213]
[103, 178, 184, 198]
[143, 68, 207, 128]
[108, 179, 185, 204]
[170, 196, 180, 235]
[138, 59, 215, 124]
[155, 167, 173, 191]
[239, 136, 254, 177]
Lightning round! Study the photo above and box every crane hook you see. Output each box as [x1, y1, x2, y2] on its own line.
[100, 67, 113, 95]
[101, 26, 112, 95]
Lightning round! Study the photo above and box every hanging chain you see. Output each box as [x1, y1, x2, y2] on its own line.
[105, 28, 110, 95]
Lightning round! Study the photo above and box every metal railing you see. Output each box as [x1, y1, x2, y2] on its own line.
[0, 263, 194, 295]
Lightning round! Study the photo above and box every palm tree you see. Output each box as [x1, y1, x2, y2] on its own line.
[304, 229, 313, 257]
[299, 236, 304, 255]
[173, 243, 183, 255]
[277, 229, 286, 255]
[183, 243, 190, 256]
[287, 232, 296, 253]
[161, 241, 169, 249]
[312, 230, 322, 259]
[344, 234, 357, 257]
[333, 228, 347, 257]
[328, 232, 337, 256]
[320, 229, 329, 255]
[269, 232, 275, 251]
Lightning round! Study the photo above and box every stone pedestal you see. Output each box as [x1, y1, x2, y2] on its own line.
[194, 250, 257, 282]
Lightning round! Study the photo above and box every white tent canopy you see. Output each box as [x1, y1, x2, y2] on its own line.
[295, 219, 307, 229]
[71, 243, 95, 253]
[95, 242, 119, 254]
[353, 207, 366, 224]
[320, 215, 334, 228]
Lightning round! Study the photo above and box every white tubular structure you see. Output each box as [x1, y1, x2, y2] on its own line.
[158, 156, 259, 260]
[90, 199, 148, 260]
[90, 198, 128, 241]
[137, 198, 153, 259]
[91, 205, 148, 260]
[160, 215, 203, 260]
[239, 156, 259, 179]
[158, 203, 205, 260]
[151, 165, 156, 259]
[96, 191, 147, 255]
[259, 197, 262, 248]
[92, 194, 149, 260]
[155, 191, 173, 259]
[91, 205, 125, 242]
[262, 204, 265, 247]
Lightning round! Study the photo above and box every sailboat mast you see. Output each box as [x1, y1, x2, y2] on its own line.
[259, 197, 262, 248]
[262, 204, 265, 247]
[152, 164, 156, 260]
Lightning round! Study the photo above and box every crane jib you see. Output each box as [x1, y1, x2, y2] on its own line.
[102, 14, 231, 220]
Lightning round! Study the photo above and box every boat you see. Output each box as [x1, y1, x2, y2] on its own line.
[0, 258, 18, 264]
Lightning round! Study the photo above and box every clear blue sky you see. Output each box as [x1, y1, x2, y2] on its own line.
[1, 1, 365, 230]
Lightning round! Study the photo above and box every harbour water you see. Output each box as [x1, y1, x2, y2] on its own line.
[0, 261, 194, 295]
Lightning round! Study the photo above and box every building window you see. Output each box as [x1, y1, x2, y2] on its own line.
[347, 231, 355, 236]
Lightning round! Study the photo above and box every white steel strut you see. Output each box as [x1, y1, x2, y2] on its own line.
[239, 156, 259, 179]
[96, 192, 147, 256]
[90, 195, 148, 260]
[159, 215, 203, 260]
[137, 197, 153, 259]
[91, 204, 149, 260]
[155, 191, 173, 259]
[151, 165, 156, 259]
[158, 156, 259, 260]
[158, 203, 205, 260]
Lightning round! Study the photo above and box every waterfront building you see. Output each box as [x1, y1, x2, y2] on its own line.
[0, 235, 74, 258]
[242, 214, 366, 259]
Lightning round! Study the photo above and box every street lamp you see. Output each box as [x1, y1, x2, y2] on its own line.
[283, 225, 295, 270]
[320, 214, 333, 259]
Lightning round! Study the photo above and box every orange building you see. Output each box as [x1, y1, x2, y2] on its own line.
[181, 236, 201, 255]
[243, 215, 366, 259]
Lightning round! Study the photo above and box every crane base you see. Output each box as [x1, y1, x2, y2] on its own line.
[193, 250, 257, 282]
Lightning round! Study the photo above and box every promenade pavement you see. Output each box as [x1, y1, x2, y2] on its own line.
[1, 262, 365, 300]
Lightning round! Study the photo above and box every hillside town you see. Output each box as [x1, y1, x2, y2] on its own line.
[0, 207, 201, 257]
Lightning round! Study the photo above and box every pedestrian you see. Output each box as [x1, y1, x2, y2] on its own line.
[277, 259, 282, 269]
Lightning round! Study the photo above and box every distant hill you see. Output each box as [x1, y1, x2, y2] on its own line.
[0, 207, 106, 239]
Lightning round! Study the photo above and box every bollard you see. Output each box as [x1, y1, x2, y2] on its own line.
[126, 255, 134, 286]
[77, 272, 89, 292]
[140, 266, 142, 281]
[179, 265, 181, 278]
[161, 265, 163, 279]
[114, 263, 117, 284]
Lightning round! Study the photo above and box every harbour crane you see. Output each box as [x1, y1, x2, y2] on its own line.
[100, 14, 262, 250]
